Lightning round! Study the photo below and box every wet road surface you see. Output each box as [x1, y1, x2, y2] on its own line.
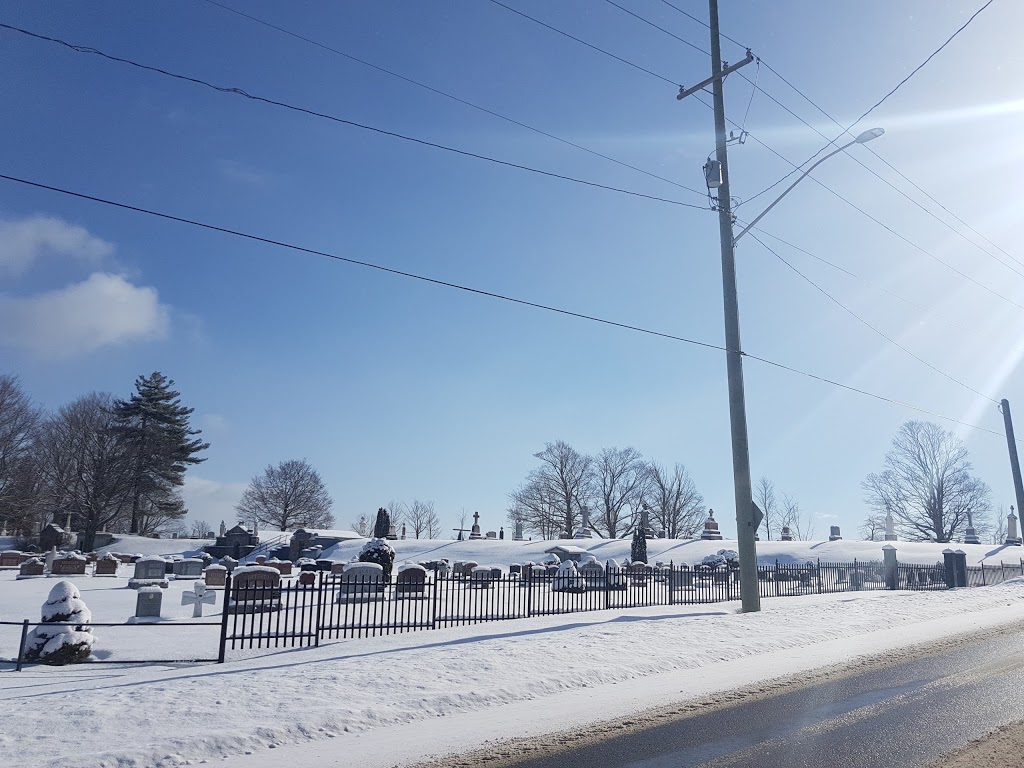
[506, 626, 1024, 767]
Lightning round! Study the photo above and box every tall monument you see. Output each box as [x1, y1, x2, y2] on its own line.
[963, 509, 981, 545]
[884, 511, 897, 541]
[469, 511, 482, 540]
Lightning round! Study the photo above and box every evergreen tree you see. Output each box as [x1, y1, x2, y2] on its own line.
[110, 372, 209, 534]
[373, 507, 391, 538]
[630, 528, 647, 564]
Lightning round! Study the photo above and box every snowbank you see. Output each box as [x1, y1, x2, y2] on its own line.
[3, 575, 1024, 767]
[319, 536, 1024, 568]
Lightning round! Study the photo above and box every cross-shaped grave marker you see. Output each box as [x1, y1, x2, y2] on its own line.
[181, 582, 217, 618]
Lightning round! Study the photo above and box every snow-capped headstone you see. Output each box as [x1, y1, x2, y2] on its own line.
[552, 560, 585, 592]
[396, 564, 427, 597]
[574, 508, 593, 539]
[229, 566, 283, 613]
[337, 562, 385, 601]
[780, 526, 794, 542]
[94, 553, 120, 576]
[204, 564, 228, 588]
[135, 585, 163, 618]
[129, 556, 169, 589]
[181, 583, 216, 618]
[17, 557, 45, 579]
[51, 553, 87, 576]
[24, 581, 95, 664]
[828, 526, 843, 541]
[469, 511, 482, 540]
[172, 559, 204, 580]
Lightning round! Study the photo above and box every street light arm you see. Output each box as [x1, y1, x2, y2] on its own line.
[733, 139, 856, 244]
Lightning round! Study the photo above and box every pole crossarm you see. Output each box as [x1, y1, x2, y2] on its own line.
[677, 51, 754, 101]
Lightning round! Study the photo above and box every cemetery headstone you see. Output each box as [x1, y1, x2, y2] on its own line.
[181, 583, 217, 618]
[336, 562, 385, 601]
[17, 557, 46, 579]
[470, 565, 493, 589]
[267, 558, 293, 576]
[129, 556, 169, 589]
[0, 550, 22, 568]
[135, 585, 163, 619]
[203, 564, 228, 588]
[229, 566, 283, 613]
[396, 564, 427, 598]
[172, 559, 204, 580]
[51, 554, 87, 577]
[94, 554, 120, 577]
[700, 510, 723, 541]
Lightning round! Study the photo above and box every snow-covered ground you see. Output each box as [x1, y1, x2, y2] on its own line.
[323, 536, 1024, 568]
[2, 567, 1024, 768]
[92, 535, 208, 559]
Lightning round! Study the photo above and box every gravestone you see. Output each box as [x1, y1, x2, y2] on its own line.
[94, 554, 120, 576]
[135, 585, 163, 618]
[17, 557, 45, 579]
[579, 560, 605, 587]
[574, 507, 593, 539]
[336, 562, 384, 601]
[330, 562, 347, 575]
[267, 558, 293, 576]
[1008, 509, 1022, 546]
[129, 556, 169, 589]
[396, 564, 427, 598]
[470, 565, 493, 589]
[181, 583, 217, 618]
[298, 571, 317, 586]
[513, 520, 525, 541]
[172, 559, 204, 580]
[203, 564, 228, 588]
[51, 554, 87, 576]
[780, 526, 794, 542]
[220, 556, 238, 573]
[0, 550, 22, 568]
[469, 511, 482, 540]
[884, 512, 897, 541]
[828, 526, 843, 541]
[700, 510, 724, 541]
[255, 555, 267, 566]
[229, 566, 282, 613]
[963, 510, 981, 545]
[553, 560, 585, 592]
[460, 561, 479, 577]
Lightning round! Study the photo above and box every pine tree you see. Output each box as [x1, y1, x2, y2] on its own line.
[373, 507, 391, 539]
[630, 528, 647, 564]
[111, 372, 209, 534]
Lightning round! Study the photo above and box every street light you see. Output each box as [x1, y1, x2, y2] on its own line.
[734, 128, 884, 244]
[717, 125, 884, 613]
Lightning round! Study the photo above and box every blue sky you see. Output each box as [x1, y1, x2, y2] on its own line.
[1, 0, 1022, 539]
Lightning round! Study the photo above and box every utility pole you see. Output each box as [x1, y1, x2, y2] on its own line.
[1000, 400, 1024, 522]
[708, 0, 759, 612]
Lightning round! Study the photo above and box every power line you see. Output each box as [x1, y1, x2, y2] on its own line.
[655, 0, 747, 50]
[484, 0, 679, 87]
[749, 226, 1012, 345]
[478, 2, 1024, 312]
[847, 0, 997, 130]
[0, 169, 1008, 441]
[0, 22, 708, 212]
[749, 232, 999, 405]
[198, 0, 706, 199]
[608, 1, 1024, 283]
[601, 0, 709, 56]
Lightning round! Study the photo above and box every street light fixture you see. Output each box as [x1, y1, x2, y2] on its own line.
[734, 128, 884, 244]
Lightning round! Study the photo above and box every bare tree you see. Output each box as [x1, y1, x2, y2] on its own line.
[860, 512, 886, 541]
[513, 441, 591, 539]
[0, 375, 42, 536]
[590, 447, 647, 538]
[34, 393, 135, 550]
[236, 459, 334, 531]
[993, 505, 1008, 545]
[754, 476, 778, 541]
[863, 421, 991, 542]
[647, 463, 705, 538]
[407, 499, 440, 539]
[780, 494, 815, 540]
[190, 519, 214, 538]
[386, 499, 406, 531]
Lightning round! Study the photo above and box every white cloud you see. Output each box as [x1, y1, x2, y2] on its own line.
[0, 214, 114, 276]
[0, 272, 170, 359]
[181, 476, 248, 529]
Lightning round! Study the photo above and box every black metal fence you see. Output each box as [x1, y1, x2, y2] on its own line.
[7, 558, 1023, 668]
[220, 558, 1024, 653]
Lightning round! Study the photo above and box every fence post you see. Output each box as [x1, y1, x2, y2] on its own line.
[15, 619, 29, 672]
[981, 562, 986, 586]
[527, 565, 534, 617]
[217, 573, 232, 663]
[431, 565, 439, 629]
[604, 562, 610, 611]
[669, 561, 675, 606]
[816, 558, 823, 594]
[314, 570, 326, 645]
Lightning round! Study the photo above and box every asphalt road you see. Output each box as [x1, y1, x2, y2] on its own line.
[502, 626, 1024, 768]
